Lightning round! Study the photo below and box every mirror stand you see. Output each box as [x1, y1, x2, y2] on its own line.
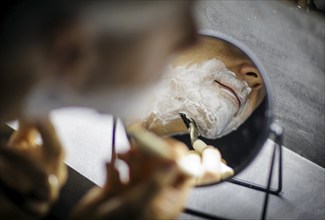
[183, 122, 283, 220]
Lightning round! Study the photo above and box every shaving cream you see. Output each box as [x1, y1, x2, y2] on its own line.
[139, 59, 252, 139]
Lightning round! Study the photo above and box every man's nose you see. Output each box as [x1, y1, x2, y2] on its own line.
[239, 63, 263, 90]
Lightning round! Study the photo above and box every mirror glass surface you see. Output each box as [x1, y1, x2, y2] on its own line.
[132, 32, 272, 186]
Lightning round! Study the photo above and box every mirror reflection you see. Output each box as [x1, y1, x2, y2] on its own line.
[128, 35, 266, 186]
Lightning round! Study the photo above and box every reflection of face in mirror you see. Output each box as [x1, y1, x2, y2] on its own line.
[137, 36, 266, 139]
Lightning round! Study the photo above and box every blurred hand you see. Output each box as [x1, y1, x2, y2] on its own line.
[0, 118, 67, 218]
[70, 139, 193, 220]
[66, 121, 232, 220]
[194, 146, 234, 186]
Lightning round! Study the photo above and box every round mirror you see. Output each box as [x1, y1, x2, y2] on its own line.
[130, 30, 273, 186]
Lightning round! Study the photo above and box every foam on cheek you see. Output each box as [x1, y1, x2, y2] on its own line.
[140, 59, 250, 139]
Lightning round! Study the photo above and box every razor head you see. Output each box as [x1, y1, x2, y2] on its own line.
[179, 113, 191, 128]
[179, 113, 199, 145]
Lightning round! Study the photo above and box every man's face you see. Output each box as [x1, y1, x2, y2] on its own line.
[172, 36, 265, 105]
[137, 36, 265, 138]
[20, 2, 196, 119]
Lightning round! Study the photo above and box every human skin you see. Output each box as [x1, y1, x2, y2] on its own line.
[140, 36, 266, 137]
[0, 2, 196, 124]
[0, 2, 196, 219]
[0, 119, 67, 218]
[69, 139, 193, 220]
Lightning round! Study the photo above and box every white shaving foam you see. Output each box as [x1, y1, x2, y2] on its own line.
[139, 59, 252, 139]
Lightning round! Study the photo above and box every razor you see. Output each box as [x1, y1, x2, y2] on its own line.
[179, 113, 208, 153]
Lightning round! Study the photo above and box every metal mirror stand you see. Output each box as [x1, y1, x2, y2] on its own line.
[184, 122, 283, 220]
